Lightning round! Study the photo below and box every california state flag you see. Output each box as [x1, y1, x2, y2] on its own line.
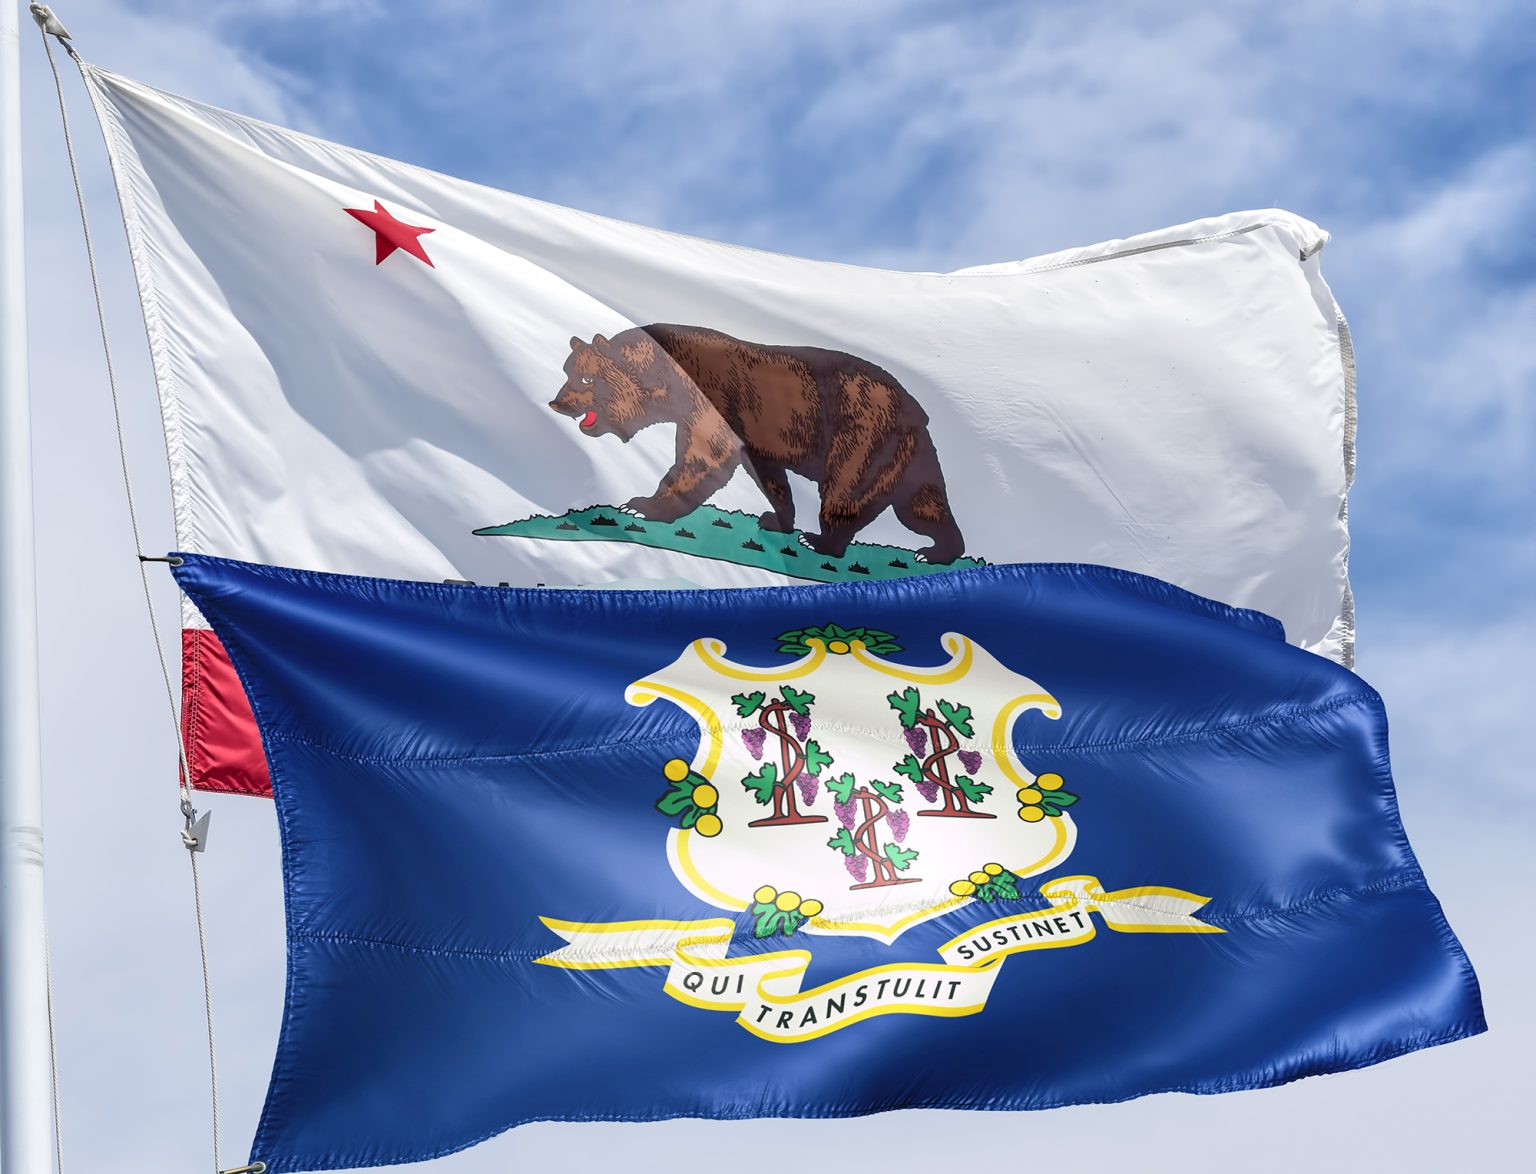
[84, 67, 1356, 796]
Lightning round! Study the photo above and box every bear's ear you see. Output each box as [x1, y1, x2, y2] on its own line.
[569, 336, 585, 352]
[592, 333, 610, 349]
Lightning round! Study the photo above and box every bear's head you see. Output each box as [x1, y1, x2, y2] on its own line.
[550, 332, 690, 442]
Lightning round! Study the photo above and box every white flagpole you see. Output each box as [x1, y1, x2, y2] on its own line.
[0, 1, 58, 1170]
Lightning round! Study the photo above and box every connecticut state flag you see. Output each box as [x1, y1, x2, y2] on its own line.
[170, 554, 1482, 1173]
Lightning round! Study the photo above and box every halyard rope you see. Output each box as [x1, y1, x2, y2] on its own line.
[36, 17, 224, 1172]
[44, 928, 63, 1173]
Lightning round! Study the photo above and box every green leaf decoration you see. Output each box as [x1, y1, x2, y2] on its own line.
[827, 772, 858, 804]
[937, 699, 975, 738]
[656, 780, 694, 816]
[860, 630, 903, 654]
[887, 687, 922, 729]
[779, 685, 815, 715]
[776, 623, 905, 656]
[803, 738, 834, 776]
[741, 762, 778, 804]
[827, 827, 857, 856]
[732, 691, 765, 717]
[884, 843, 920, 871]
[1042, 788, 1078, 808]
[894, 754, 925, 784]
[680, 807, 701, 829]
[870, 778, 904, 805]
[955, 775, 993, 803]
[978, 871, 1021, 901]
[752, 901, 793, 938]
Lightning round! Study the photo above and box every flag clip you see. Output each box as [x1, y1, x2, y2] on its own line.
[29, 4, 73, 44]
[181, 810, 211, 854]
[139, 554, 184, 567]
[219, 1164, 267, 1174]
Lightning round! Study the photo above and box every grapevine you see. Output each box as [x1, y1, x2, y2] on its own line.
[736, 685, 828, 827]
[888, 687, 993, 819]
[825, 774, 919, 889]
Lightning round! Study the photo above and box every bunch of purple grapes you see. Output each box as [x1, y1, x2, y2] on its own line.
[886, 809, 910, 843]
[958, 749, 983, 775]
[740, 727, 766, 759]
[904, 726, 927, 756]
[834, 798, 856, 828]
[789, 711, 812, 742]
[845, 853, 869, 882]
[797, 774, 820, 807]
[914, 779, 939, 803]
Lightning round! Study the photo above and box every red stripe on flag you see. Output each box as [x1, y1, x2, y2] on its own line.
[182, 627, 272, 797]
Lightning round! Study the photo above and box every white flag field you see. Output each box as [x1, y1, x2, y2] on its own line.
[83, 67, 1355, 796]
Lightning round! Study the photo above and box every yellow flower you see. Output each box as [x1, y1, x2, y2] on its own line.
[1016, 787, 1042, 805]
[950, 880, 976, 897]
[690, 783, 718, 809]
[968, 870, 990, 885]
[754, 885, 778, 905]
[694, 813, 722, 838]
[1035, 772, 1064, 791]
[663, 759, 690, 782]
[799, 899, 824, 918]
[1019, 806, 1046, 823]
[775, 891, 802, 913]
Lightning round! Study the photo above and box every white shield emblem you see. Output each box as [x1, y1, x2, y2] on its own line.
[629, 625, 1078, 941]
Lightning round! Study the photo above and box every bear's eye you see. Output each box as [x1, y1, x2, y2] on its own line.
[579, 375, 595, 386]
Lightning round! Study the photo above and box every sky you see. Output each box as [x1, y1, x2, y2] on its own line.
[14, 1, 1535, 1171]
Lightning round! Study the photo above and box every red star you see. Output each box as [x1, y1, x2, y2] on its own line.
[344, 200, 436, 267]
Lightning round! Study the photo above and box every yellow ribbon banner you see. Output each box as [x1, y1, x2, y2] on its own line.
[538, 875, 1222, 1043]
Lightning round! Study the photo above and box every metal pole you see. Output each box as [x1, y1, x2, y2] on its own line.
[0, 1, 58, 1169]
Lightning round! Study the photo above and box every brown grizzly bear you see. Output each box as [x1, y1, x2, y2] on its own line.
[548, 325, 966, 564]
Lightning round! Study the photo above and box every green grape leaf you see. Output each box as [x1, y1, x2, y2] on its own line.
[955, 775, 993, 803]
[803, 738, 834, 776]
[752, 904, 784, 938]
[886, 687, 922, 729]
[741, 763, 778, 804]
[827, 772, 858, 805]
[937, 699, 975, 738]
[884, 844, 920, 871]
[1043, 788, 1078, 808]
[894, 754, 925, 783]
[779, 685, 815, 715]
[861, 628, 902, 653]
[732, 691, 766, 717]
[870, 778, 904, 805]
[655, 778, 696, 815]
[827, 827, 857, 856]
[775, 629, 812, 655]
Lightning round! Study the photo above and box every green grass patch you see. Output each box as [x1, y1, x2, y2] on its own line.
[474, 503, 984, 584]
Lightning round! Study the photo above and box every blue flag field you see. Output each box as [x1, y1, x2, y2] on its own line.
[171, 555, 1484, 1173]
